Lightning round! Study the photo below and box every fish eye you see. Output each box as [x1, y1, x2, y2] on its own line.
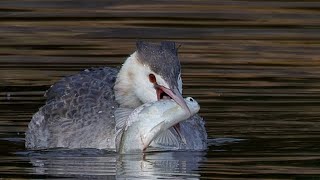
[149, 74, 156, 83]
[187, 97, 194, 102]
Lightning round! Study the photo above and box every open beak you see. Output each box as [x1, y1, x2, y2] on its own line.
[155, 85, 190, 144]
[155, 85, 191, 115]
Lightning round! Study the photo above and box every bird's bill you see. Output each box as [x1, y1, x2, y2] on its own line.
[156, 85, 191, 115]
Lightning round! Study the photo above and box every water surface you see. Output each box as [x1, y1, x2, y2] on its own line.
[1, 0, 320, 179]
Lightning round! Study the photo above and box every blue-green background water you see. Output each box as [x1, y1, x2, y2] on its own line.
[1, 0, 320, 179]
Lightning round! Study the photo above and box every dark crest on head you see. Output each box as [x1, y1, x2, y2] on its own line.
[136, 41, 181, 89]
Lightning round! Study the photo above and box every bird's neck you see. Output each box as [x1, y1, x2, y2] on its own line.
[114, 52, 144, 108]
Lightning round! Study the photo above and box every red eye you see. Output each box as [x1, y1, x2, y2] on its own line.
[149, 74, 156, 83]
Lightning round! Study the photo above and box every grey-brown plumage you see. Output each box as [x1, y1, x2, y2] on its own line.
[25, 67, 119, 149]
[25, 41, 207, 151]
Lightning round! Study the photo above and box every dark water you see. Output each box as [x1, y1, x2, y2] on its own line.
[1, 0, 320, 179]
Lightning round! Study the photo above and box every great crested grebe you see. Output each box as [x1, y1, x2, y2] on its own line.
[25, 41, 207, 152]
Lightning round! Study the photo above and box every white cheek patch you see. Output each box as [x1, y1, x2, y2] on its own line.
[131, 64, 158, 104]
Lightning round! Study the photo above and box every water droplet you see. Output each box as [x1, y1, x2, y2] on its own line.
[111, 115, 115, 118]
[84, 69, 89, 72]
[111, 106, 115, 109]
[107, 138, 110, 142]
[98, 111, 102, 114]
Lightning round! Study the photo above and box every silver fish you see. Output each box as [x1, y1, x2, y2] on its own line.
[115, 97, 200, 154]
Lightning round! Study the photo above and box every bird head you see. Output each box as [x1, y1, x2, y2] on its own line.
[114, 41, 190, 114]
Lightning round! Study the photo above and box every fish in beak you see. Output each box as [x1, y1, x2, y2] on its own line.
[153, 85, 190, 144]
[155, 85, 191, 115]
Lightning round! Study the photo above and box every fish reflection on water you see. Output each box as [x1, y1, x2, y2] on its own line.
[20, 138, 240, 178]
[25, 149, 206, 179]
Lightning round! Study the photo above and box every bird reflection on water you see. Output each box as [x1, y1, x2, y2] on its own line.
[26, 149, 206, 179]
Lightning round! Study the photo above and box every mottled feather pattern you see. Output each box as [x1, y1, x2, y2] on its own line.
[26, 67, 120, 149]
[45, 67, 118, 102]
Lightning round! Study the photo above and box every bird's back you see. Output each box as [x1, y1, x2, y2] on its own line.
[25, 67, 120, 150]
